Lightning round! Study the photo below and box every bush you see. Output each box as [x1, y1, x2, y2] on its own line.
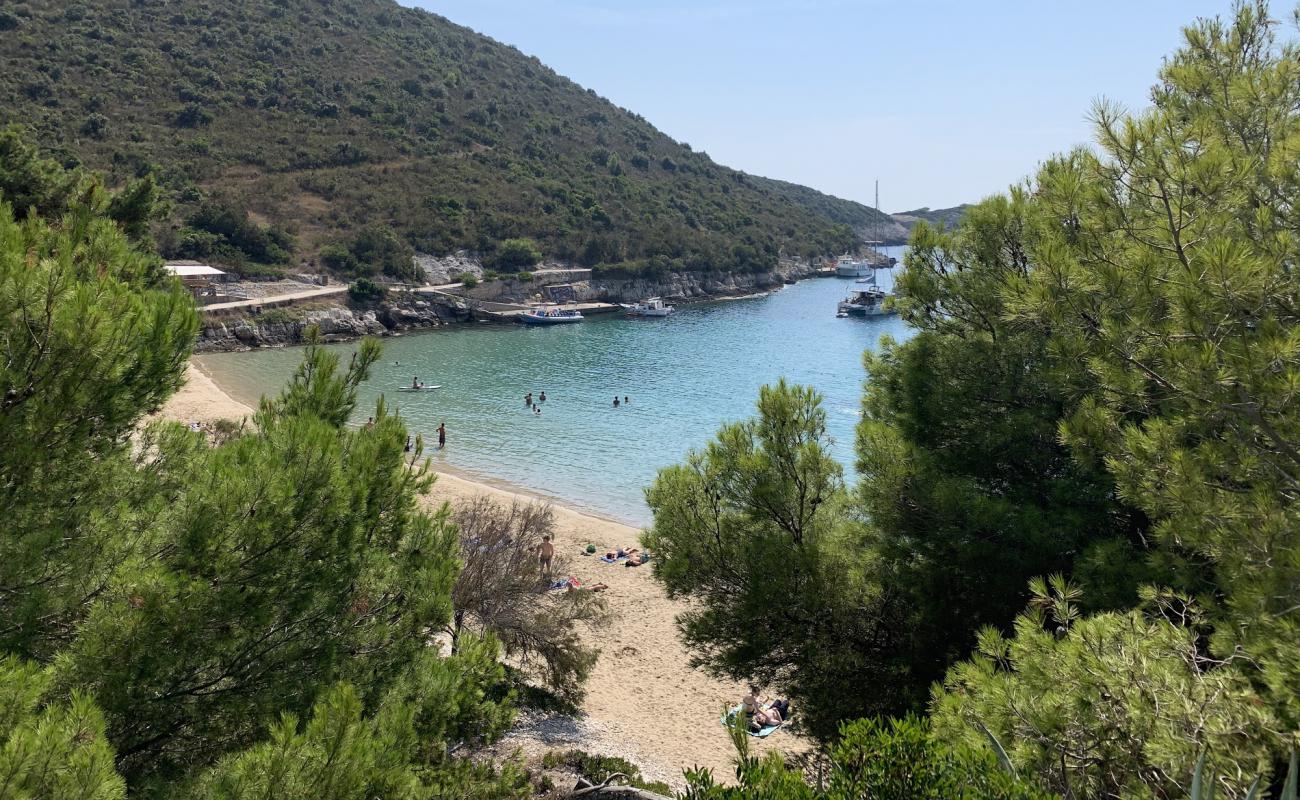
[173, 102, 213, 128]
[348, 276, 385, 302]
[491, 237, 541, 270]
[541, 750, 671, 796]
[255, 308, 296, 326]
[319, 243, 358, 274]
[516, 270, 533, 282]
[450, 496, 606, 705]
[455, 271, 478, 288]
[177, 201, 293, 265]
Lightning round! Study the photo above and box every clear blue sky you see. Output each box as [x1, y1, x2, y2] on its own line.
[406, 1, 1233, 211]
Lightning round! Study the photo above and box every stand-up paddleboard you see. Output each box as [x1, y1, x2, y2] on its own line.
[396, 385, 441, 391]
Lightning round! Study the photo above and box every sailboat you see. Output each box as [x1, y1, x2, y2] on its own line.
[837, 181, 899, 317]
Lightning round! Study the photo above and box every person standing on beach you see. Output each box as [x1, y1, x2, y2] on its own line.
[437, 422, 446, 449]
[538, 534, 554, 576]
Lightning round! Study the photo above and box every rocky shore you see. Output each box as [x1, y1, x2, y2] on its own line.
[194, 258, 823, 353]
[195, 295, 467, 352]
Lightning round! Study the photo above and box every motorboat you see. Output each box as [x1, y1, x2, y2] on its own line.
[519, 307, 584, 325]
[622, 297, 675, 317]
[834, 254, 873, 278]
[837, 284, 894, 316]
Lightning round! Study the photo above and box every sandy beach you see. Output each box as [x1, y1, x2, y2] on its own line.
[158, 360, 802, 789]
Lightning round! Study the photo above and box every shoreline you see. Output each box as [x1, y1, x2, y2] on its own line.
[192, 274, 802, 355]
[190, 355, 650, 529]
[157, 359, 804, 788]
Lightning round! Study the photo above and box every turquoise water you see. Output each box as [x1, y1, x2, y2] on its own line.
[198, 251, 912, 526]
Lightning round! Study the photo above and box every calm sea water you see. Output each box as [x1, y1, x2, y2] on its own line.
[198, 250, 912, 526]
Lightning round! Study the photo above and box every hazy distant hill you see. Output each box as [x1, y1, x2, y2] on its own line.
[890, 205, 971, 237]
[0, 0, 896, 277]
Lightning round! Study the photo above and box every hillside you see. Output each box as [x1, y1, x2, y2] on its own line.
[0, 0, 892, 278]
[890, 205, 970, 237]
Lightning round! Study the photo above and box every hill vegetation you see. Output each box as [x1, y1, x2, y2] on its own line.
[0, 0, 891, 278]
[889, 204, 969, 237]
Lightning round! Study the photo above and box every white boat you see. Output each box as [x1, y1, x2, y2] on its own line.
[834, 254, 873, 278]
[396, 385, 441, 391]
[622, 297, 675, 317]
[519, 307, 584, 325]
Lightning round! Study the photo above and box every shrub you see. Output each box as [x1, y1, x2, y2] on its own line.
[541, 750, 670, 796]
[319, 243, 358, 274]
[491, 237, 541, 269]
[347, 276, 385, 302]
[173, 102, 213, 128]
[255, 308, 295, 326]
[516, 270, 533, 282]
[455, 271, 478, 288]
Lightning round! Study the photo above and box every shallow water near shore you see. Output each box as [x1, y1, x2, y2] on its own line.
[198, 250, 912, 526]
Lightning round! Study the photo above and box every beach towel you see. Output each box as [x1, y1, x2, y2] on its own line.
[599, 555, 625, 564]
[549, 577, 581, 591]
[721, 705, 787, 738]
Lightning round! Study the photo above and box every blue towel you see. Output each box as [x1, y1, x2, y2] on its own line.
[599, 555, 625, 564]
[721, 705, 786, 738]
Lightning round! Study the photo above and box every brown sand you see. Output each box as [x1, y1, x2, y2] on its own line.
[156, 363, 257, 424]
[158, 361, 802, 789]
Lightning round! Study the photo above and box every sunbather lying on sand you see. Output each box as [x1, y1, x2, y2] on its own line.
[742, 685, 790, 730]
[606, 547, 639, 560]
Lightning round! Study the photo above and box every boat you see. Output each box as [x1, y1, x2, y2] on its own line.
[519, 307, 584, 325]
[837, 282, 894, 317]
[837, 181, 899, 317]
[396, 385, 441, 391]
[836, 182, 899, 277]
[834, 254, 873, 278]
[622, 297, 675, 317]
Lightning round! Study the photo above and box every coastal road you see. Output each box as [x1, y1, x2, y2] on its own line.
[202, 285, 348, 312]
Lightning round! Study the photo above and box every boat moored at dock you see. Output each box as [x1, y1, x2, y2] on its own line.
[519, 307, 585, 325]
[621, 297, 675, 317]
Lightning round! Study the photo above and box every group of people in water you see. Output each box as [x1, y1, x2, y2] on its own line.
[522, 392, 634, 412]
[525, 391, 547, 414]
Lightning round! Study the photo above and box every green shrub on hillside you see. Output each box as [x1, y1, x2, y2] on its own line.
[321, 225, 417, 281]
[456, 271, 478, 288]
[347, 276, 385, 302]
[491, 237, 542, 270]
[168, 200, 294, 270]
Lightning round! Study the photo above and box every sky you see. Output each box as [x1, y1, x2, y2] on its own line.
[407, 1, 1234, 212]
